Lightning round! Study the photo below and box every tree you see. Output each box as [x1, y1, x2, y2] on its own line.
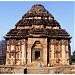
[71, 51, 75, 61]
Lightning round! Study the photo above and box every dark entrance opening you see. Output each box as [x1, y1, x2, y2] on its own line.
[24, 68, 27, 74]
[35, 51, 40, 60]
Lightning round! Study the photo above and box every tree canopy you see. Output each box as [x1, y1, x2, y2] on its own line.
[71, 51, 75, 61]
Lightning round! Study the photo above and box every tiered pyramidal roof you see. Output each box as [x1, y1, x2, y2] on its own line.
[5, 4, 70, 39]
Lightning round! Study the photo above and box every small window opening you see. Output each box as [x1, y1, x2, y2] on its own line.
[35, 51, 40, 60]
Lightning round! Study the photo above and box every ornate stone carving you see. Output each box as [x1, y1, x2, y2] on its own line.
[4, 4, 71, 66]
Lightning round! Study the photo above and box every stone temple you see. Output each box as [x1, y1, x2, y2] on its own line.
[5, 4, 71, 67]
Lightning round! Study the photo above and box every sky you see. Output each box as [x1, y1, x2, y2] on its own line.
[0, 1, 74, 54]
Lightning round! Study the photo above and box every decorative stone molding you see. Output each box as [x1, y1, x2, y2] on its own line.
[5, 4, 71, 66]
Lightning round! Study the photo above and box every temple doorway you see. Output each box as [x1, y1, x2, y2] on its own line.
[31, 41, 43, 62]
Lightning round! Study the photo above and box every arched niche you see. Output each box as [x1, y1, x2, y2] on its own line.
[31, 41, 43, 62]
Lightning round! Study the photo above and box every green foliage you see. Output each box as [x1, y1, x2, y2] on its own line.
[71, 51, 75, 63]
[73, 51, 75, 56]
[72, 61, 75, 63]
[71, 51, 75, 59]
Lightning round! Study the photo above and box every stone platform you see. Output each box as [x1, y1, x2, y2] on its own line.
[0, 65, 75, 74]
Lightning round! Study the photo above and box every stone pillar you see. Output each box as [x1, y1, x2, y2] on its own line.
[50, 45, 54, 65]
[62, 45, 65, 65]
[66, 45, 70, 65]
[27, 38, 32, 66]
[27, 44, 32, 66]
[19, 45, 21, 59]
[24, 40, 26, 65]
[51, 45, 54, 59]
[11, 45, 15, 65]
[21, 44, 25, 65]
[43, 45, 47, 66]
[6, 56, 8, 65]
[66, 45, 69, 58]
[6, 45, 10, 65]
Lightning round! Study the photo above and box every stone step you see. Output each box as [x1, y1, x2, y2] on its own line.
[31, 62, 38, 67]
[0, 65, 75, 74]
[31, 61, 43, 67]
[27, 67, 49, 74]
